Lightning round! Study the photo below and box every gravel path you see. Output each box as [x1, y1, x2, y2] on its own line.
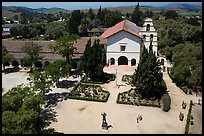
[2, 71, 202, 134]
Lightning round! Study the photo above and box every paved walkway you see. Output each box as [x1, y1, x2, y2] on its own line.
[2, 70, 202, 134]
[162, 73, 202, 134]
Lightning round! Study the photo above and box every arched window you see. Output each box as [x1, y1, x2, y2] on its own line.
[143, 35, 146, 41]
[150, 34, 153, 41]
[160, 59, 164, 65]
[44, 61, 50, 67]
[110, 58, 115, 65]
[11, 60, 19, 67]
[146, 24, 150, 31]
[34, 61, 43, 68]
[131, 59, 136, 66]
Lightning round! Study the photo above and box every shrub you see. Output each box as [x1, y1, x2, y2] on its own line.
[11, 60, 19, 67]
[162, 93, 171, 112]
[185, 100, 193, 134]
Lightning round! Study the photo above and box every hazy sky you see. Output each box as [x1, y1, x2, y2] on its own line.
[2, 2, 202, 10]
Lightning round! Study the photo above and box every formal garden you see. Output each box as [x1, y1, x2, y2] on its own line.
[122, 74, 133, 86]
[116, 88, 161, 108]
[67, 82, 110, 102]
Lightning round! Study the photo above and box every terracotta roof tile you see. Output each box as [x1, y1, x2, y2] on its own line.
[2, 37, 107, 60]
[101, 20, 143, 39]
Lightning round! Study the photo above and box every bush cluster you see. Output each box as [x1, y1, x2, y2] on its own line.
[162, 93, 171, 112]
[67, 82, 110, 102]
[116, 92, 161, 108]
[185, 100, 193, 134]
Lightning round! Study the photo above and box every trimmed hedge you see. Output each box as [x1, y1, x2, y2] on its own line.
[185, 100, 193, 134]
[116, 92, 161, 108]
[162, 93, 171, 112]
[67, 83, 110, 102]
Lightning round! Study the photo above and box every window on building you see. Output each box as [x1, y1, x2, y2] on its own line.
[110, 58, 115, 65]
[131, 59, 136, 66]
[150, 34, 153, 41]
[143, 35, 146, 41]
[120, 45, 126, 51]
[146, 24, 150, 31]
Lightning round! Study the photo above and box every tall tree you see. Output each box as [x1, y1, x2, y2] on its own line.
[131, 3, 144, 26]
[82, 39, 106, 81]
[88, 8, 95, 20]
[132, 42, 163, 98]
[82, 38, 92, 76]
[22, 42, 42, 67]
[104, 11, 123, 27]
[49, 34, 80, 64]
[67, 10, 82, 34]
[2, 46, 14, 71]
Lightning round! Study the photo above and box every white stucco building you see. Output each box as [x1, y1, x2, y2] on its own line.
[101, 18, 158, 67]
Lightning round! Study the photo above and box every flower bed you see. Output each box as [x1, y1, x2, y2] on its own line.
[122, 75, 133, 86]
[67, 82, 110, 102]
[116, 88, 161, 108]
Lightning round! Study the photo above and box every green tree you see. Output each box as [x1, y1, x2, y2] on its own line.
[22, 42, 42, 69]
[131, 3, 144, 26]
[132, 43, 163, 98]
[2, 46, 14, 71]
[82, 39, 106, 81]
[104, 11, 123, 27]
[82, 38, 92, 76]
[45, 22, 67, 40]
[67, 10, 82, 34]
[165, 10, 178, 20]
[49, 34, 80, 64]
[144, 10, 154, 18]
[88, 8, 95, 20]
[44, 60, 71, 83]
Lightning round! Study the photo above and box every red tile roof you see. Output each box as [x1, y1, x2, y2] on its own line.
[2, 37, 107, 60]
[101, 20, 143, 39]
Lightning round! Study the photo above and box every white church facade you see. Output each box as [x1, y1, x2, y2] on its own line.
[101, 18, 158, 67]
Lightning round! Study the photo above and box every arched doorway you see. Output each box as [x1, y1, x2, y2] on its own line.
[146, 24, 150, 31]
[160, 59, 164, 66]
[118, 56, 128, 65]
[44, 61, 50, 67]
[110, 58, 115, 65]
[131, 59, 136, 66]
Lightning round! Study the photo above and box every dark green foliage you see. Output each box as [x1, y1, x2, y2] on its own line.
[11, 60, 19, 67]
[67, 10, 82, 34]
[143, 10, 154, 18]
[164, 10, 178, 19]
[2, 46, 14, 71]
[131, 3, 144, 26]
[185, 100, 193, 134]
[88, 8, 95, 20]
[162, 93, 171, 112]
[154, 17, 202, 93]
[10, 23, 46, 39]
[45, 22, 67, 40]
[2, 85, 45, 134]
[20, 57, 32, 67]
[132, 44, 163, 99]
[82, 39, 106, 81]
[22, 42, 42, 66]
[104, 11, 123, 27]
[49, 34, 80, 63]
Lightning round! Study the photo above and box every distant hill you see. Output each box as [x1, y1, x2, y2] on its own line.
[161, 3, 202, 13]
[2, 3, 202, 20]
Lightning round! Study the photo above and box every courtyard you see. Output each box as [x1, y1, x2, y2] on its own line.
[2, 68, 202, 134]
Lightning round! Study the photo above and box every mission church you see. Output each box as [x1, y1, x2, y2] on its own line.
[101, 18, 158, 67]
[3, 18, 166, 71]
